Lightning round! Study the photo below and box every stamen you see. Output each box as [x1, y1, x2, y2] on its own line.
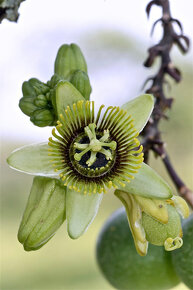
[95, 105, 105, 125]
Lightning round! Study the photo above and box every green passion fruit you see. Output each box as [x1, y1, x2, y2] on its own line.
[172, 214, 193, 289]
[96, 208, 180, 290]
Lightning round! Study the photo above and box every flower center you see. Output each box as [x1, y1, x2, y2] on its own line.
[73, 123, 117, 167]
[48, 100, 143, 194]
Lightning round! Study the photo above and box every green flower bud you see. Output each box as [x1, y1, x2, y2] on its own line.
[142, 204, 182, 249]
[18, 177, 66, 251]
[19, 97, 37, 116]
[28, 78, 50, 95]
[47, 74, 62, 89]
[54, 43, 87, 80]
[70, 70, 92, 100]
[30, 109, 55, 127]
[34, 95, 48, 107]
[22, 80, 36, 98]
[19, 77, 58, 127]
[19, 44, 91, 127]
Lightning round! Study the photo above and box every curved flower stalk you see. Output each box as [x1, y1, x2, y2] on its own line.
[7, 80, 189, 254]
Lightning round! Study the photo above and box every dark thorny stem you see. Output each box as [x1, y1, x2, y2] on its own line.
[142, 0, 193, 208]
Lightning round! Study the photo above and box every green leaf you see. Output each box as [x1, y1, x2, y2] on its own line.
[7, 143, 57, 176]
[118, 163, 172, 199]
[121, 94, 154, 132]
[56, 81, 85, 117]
[66, 189, 103, 239]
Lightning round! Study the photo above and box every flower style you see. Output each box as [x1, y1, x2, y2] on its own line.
[7, 80, 189, 254]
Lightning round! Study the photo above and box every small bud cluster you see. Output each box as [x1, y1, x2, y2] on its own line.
[19, 44, 92, 127]
[19, 75, 60, 127]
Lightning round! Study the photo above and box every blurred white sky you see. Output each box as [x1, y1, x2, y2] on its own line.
[0, 0, 192, 142]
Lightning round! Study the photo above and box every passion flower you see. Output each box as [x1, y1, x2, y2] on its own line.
[7, 80, 188, 251]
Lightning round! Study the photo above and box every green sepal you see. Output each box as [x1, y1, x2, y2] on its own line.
[119, 163, 172, 199]
[122, 94, 154, 132]
[56, 81, 85, 116]
[54, 43, 87, 80]
[69, 70, 92, 100]
[18, 177, 66, 251]
[66, 189, 103, 239]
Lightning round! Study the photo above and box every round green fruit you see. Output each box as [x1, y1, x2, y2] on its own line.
[172, 214, 193, 289]
[97, 208, 180, 290]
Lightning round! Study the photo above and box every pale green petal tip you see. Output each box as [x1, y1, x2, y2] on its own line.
[122, 94, 154, 133]
[67, 224, 86, 240]
[7, 143, 57, 176]
[67, 190, 103, 239]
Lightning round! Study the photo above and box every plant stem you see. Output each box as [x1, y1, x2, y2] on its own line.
[142, 0, 193, 208]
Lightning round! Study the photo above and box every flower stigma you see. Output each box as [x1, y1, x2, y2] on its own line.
[74, 123, 117, 167]
[48, 100, 143, 194]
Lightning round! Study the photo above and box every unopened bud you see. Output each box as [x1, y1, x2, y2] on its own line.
[19, 97, 37, 116]
[34, 95, 48, 107]
[70, 70, 92, 100]
[30, 109, 55, 127]
[18, 177, 66, 251]
[19, 78, 57, 127]
[47, 74, 61, 89]
[54, 43, 87, 80]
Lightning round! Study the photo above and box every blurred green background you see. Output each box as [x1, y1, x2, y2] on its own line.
[1, 1, 193, 289]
